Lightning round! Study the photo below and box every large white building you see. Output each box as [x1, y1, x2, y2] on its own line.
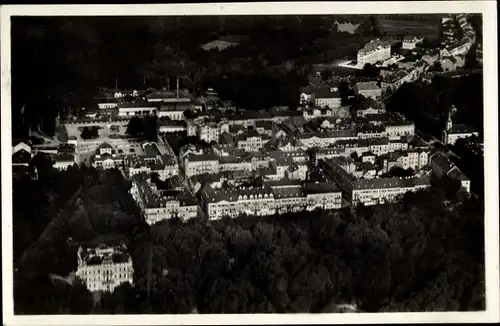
[200, 181, 342, 220]
[117, 102, 158, 117]
[130, 177, 198, 224]
[357, 39, 392, 66]
[76, 244, 133, 293]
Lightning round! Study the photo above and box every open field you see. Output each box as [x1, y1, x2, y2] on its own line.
[379, 19, 441, 39]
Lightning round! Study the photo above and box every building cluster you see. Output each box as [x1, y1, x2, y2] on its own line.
[353, 14, 480, 96]
[439, 14, 477, 72]
[15, 16, 481, 294]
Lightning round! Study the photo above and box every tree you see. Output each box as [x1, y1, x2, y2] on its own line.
[430, 61, 443, 72]
[321, 69, 333, 81]
[80, 126, 99, 140]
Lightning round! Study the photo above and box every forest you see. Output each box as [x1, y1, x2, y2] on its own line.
[13, 160, 485, 314]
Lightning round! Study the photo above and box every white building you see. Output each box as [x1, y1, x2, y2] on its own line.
[440, 39, 473, 58]
[184, 153, 220, 177]
[117, 103, 158, 117]
[92, 142, 126, 170]
[75, 244, 133, 293]
[314, 87, 342, 109]
[53, 144, 79, 170]
[442, 106, 479, 145]
[130, 177, 198, 224]
[200, 181, 342, 220]
[357, 39, 392, 66]
[237, 131, 271, 152]
[198, 123, 221, 144]
[127, 143, 178, 180]
[402, 36, 424, 50]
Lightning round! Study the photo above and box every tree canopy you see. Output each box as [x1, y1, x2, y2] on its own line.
[126, 115, 159, 142]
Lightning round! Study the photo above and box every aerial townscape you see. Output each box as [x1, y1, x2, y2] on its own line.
[11, 13, 485, 315]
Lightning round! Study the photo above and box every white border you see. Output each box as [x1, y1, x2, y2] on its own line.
[1, 2, 498, 325]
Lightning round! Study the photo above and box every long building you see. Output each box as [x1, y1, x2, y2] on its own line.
[320, 159, 431, 206]
[200, 181, 342, 220]
[357, 39, 392, 66]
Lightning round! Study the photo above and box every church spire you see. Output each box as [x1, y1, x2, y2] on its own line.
[446, 105, 455, 131]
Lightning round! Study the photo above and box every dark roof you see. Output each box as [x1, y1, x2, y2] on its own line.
[56, 153, 75, 163]
[218, 35, 249, 43]
[12, 150, 31, 164]
[304, 182, 340, 194]
[449, 124, 477, 134]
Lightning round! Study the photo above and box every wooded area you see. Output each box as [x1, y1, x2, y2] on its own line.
[13, 162, 485, 314]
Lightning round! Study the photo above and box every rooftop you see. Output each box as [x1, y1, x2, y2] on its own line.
[78, 244, 131, 266]
[358, 39, 391, 54]
[356, 81, 381, 91]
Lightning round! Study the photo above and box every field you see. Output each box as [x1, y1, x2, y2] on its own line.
[379, 19, 441, 39]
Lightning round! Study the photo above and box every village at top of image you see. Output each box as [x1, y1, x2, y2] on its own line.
[10, 13, 485, 315]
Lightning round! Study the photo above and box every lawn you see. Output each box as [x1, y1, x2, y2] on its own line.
[379, 19, 441, 39]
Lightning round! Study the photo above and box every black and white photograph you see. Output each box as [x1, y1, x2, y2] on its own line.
[1, 2, 498, 325]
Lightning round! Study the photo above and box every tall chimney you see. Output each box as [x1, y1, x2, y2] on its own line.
[176, 76, 180, 98]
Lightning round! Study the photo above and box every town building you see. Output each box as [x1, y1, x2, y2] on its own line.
[354, 82, 382, 100]
[199, 179, 343, 220]
[402, 36, 424, 50]
[314, 87, 342, 109]
[422, 50, 440, 66]
[130, 177, 199, 224]
[357, 39, 392, 66]
[184, 153, 220, 177]
[381, 70, 411, 93]
[92, 142, 126, 170]
[442, 106, 479, 145]
[54, 144, 79, 170]
[321, 159, 431, 206]
[236, 130, 272, 152]
[75, 244, 133, 293]
[439, 39, 472, 57]
[127, 142, 178, 180]
[12, 140, 33, 178]
[117, 102, 158, 117]
[429, 152, 471, 193]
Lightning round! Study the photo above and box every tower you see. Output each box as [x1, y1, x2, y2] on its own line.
[446, 105, 455, 131]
